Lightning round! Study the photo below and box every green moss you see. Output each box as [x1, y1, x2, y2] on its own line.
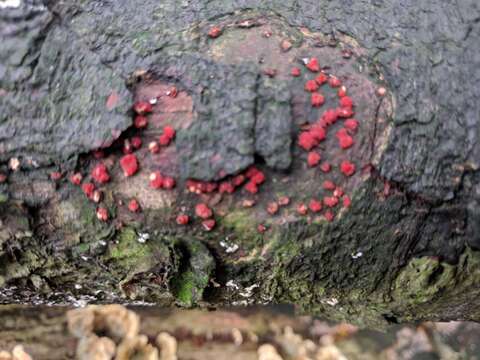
[221, 209, 263, 250]
[109, 228, 153, 269]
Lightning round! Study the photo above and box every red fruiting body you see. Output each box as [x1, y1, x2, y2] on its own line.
[128, 199, 140, 213]
[168, 87, 178, 98]
[131, 136, 142, 149]
[323, 180, 336, 191]
[337, 107, 354, 118]
[92, 190, 102, 203]
[50, 171, 63, 181]
[343, 195, 351, 208]
[202, 219, 216, 231]
[291, 67, 301, 77]
[315, 73, 328, 85]
[219, 181, 235, 194]
[133, 101, 152, 115]
[96, 207, 109, 222]
[307, 151, 321, 167]
[162, 176, 176, 189]
[148, 141, 160, 154]
[324, 210, 334, 222]
[310, 126, 326, 141]
[246, 166, 260, 178]
[82, 182, 95, 198]
[308, 199, 322, 213]
[340, 160, 356, 176]
[232, 174, 245, 187]
[149, 171, 164, 189]
[328, 77, 341, 88]
[344, 119, 359, 132]
[298, 131, 318, 151]
[244, 181, 258, 194]
[251, 171, 265, 185]
[176, 214, 189, 225]
[296, 203, 308, 215]
[134, 116, 148, 129]
[306, 57, 320, 72]
[333, 187, 344, 197]
[321, 109, 338, 126]
[93, 150, 105, 159]
[163, 126, 176, 139]
[311, 93, 325, 107]
[257, 224, 267, 233]
[123, 139, 133, 154]
[377, 87, 387, 97]
[159, 134, 171, 146]
[70, 173, 83, 185]
[304, 80, 319, 92]
[337, 86, 347, 98]
[278, 196, 290, 206]
[208, 26, 222, 38]
[91, 163, 110, 184]
[205, 182, 218, 193]
[195, 203, 213, 219]
[267, 202, 279, 215]
[338, 133, 354, 149]
[324, 196, 339, 208]
[120, 154, 139, 177]
[320, 162, 331, 173]
[339, 96, 354, 108]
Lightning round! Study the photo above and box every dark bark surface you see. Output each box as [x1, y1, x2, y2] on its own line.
[0, 0, 479, 327]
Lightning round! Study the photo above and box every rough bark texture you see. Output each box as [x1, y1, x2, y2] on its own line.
[0, 0, 480, 328]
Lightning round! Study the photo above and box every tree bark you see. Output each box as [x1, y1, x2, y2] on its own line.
[0, 0, 479, 328]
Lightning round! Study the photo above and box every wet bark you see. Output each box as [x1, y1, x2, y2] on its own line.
[0, 0, 480, 328]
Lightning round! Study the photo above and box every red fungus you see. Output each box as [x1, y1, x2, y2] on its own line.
[324, 210, 335, 222]
[320, 162, 331, 173]
[131, 136, 142, 149]
[324, 196, 339, 208]
[167, 87, 178, 98]
[163, 126, 176, 139]
[339, 96, 354, 108]
[133, 101, 152, 115]
[219, 181, 235, 194]
[267, 202, 279, 215]
[337, 107, 354, 118]
[195, 203, 213, 219]
[298, 131, 318, 151]
[340, 160, 356, 176]
[91, 163, 110, 184]
[304, 80, 319, 92]
[337, 86, 347, 98]
[291, 67, 301, 77]
[120, 154, 139, 177]
[93, 150, 105, 159]
[70, 173, 83, 186]
[344, 119, 359, 132]
[321, 109, 338, 126]
[50, 171, 63, 181]
[92, 190, 103, 203]
[244, 181, 258, 194]
[232, 174, 246, 187]
[310, 126, 326, 142]
[128, 199, 140, 213]
[251, 171, 265, 185]
[208, 26, 222, 38]
[328, 76, 341, 88]
[323, 180, 336, 191]
[159, 134, 171, 146]
[176, 214, 190, 225]
[306, 57, 320, 72]
[338, 133, 354, 149]
[162, 176, 176, 189]
[311, 93, 325, 107]
[257, 224, 267, 233]
[202, 219, 216, 231]
[308, 199, 322, 213]
[82, 182, 95, 198]
[296, 203, 308, 215]
[134, 116, 148, 129]
[307, 151, 321, 167]
[333, 187, 344, 197]
[123, 139, 133, 154]
[278, 196, 290, 206]
[343, 195, 351, 208]
[148, 141, 160, 154]
[377, 87, 387, 97]
[149, 171, 164, 189]
[315, 73, 328, 85]
[96, 207, 109, 222]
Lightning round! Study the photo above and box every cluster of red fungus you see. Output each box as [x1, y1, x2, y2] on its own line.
[50, 28, 371, 236]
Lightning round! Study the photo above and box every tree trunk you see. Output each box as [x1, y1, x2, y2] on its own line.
[0, 0, 479, 328]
